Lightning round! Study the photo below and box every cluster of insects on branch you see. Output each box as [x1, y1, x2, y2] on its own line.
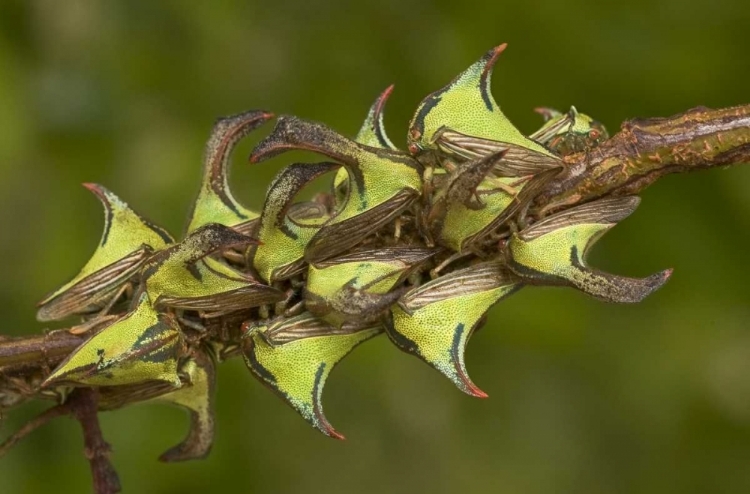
[13, 44, 672, 460]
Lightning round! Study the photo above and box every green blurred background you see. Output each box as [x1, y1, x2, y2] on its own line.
[1, 1, 749, 493]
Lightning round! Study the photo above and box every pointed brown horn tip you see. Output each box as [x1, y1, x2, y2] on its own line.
[235, 109, 276, 123]
[206, 223, 261, 246]
[212, 110, 274, 137]
[657, 268, 674, 286]
[481, 43, 508, 78]
[635, 268, 674, 301]
[379, 84, 395, 104]
[159, 444, 210, 463]
[644, 268, 673, 288]
[373, 84, 395, 117]
[81, 182, 111, 203]
[463, 380, 489, 399]
[321, 423, 346, 441]
[489, 43, 509, 62]
[248, 116, 298, 163]
[453, 358, 488, 398]
[313, 398, 346, 440]
[615, 268, 674, 303]
[245, 109, 275, 129]
[533, 107, 557, 118]
[82, 182, 103, 195]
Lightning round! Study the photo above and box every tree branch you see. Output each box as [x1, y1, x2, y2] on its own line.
[68, 389, 121, 494]
[0, 332, 84, 370]
[537, 104, 750, 211]
[0, 402, 69, 458]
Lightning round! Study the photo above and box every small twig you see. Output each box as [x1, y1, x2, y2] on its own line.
[1, 390, 123, 493]
[68, 389, 121, 494]
[0, 403, 69, 458]
[538, 104, 750, 211]
[0, 331, 83, 370]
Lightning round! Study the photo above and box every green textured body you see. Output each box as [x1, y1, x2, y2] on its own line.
[244, 315, 380, 439]
[506, 197, 672, 303]
[508, 223, 609, 281]
[250, 116, 423, 262]
[334, 85, 397, 206]
[253, 211, 329, 283]
[32, 45, 680, 450]
[529, 106, 609, 156]
[252, 162, 336, 283]
[37, 184, 173, 322]
[186, 110, 273, 234]
[387, 261, 519, 396]
[407, 44, 552, 159]
[305, 248, 435, 328]
[329, 147, 421, 228]
[437, 176, 522, 251]
[187, 190, 258, 235]
[144, 224, 283, 314]
[44, 294, 183, 387]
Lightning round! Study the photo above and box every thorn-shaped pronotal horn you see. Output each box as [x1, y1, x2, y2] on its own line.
[80, 183, 173, 248]
[261, 162, 339, 235]
[36, 183, 173, 322]
[187, 110, 274, 234]
[253, 162, 338, 282]
[242, 317, 380, 439]
[180, 223, 260, 264]
[249, 116, 355, 164]
[251, 117, 422, 263]
[568, 267, 673, 304]
[355, 84, 397, 150]
[408, 44, 506, 153]
[156, 353, 216, 463]
[250, 115, 421, 176]
[386, 261, 521, 397]
[334, 85, 399, 207]
[407, 43, 552, 159]
[333, 85, 400, 208]
[506, 196, 673, 303]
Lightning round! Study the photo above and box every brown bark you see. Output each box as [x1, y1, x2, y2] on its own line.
[537, 104, 750, 211]
[0, 332, 84, 370]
